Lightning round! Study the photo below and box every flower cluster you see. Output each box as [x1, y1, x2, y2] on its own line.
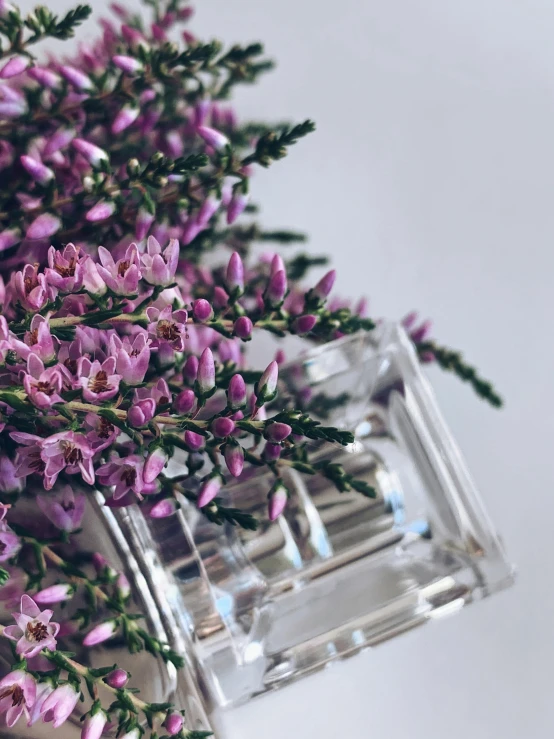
[0, 0, 503, 736]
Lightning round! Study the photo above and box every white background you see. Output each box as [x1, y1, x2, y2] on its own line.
[15, 0, 554, 737]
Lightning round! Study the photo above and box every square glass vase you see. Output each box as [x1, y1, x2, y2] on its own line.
[105, 322, 514, 726]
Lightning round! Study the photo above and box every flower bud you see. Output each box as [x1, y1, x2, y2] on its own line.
[213, 285, 229, 309]
[197, 477, 221, 508]
[127, 398, 156, 428]
[211, 416, 236, 438]
[227, 191, 249, 224]
[112, 55, 143, 74]
[116, 573, 131, 599]
[224, 441, 244, 478]
[163, 712, 184, 736]
[148, 497, 179, 518]
[264, 422, 292, 443]
[265, 269, 287, 307]
[233, 316, 253, 340]
[255, 361, 279, 404]
[28, 66, 63, 89]
[83, 620, 118, 646]
[183, 355, 198, 383]
[0, 227, 20, 252]
[311, 269, 336, 301]
[185, 430, 205, 451]
[86, 200, 116, 222]
[92, 552, 116, 578]
[263, 442, 281, 463]
[34, 583, 74, 604]
[227, 374, 246, 409]
[135, 206, 155, 240]
[197, 347, 215, 395]
[59, 64, 93, 91]
[81, 710, 107, 739]
[112, 104, 140, 134]
[26, 213, 61, 240]
[197, 125, 229, 150]
[268, 481, 288, 521]
[144, 446, 168, 483]
[72, 138, 109, 168]
[291, 314, 318, 335]
[174, 388, 196, 414]
[192, 298, 213, 323]
[0, 55, 30, 79]
[20, 155, 54, 185]
[226, 252, 244, 295]
[104, 668, 129, 689]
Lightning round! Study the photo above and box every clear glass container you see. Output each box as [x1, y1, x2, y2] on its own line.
[101, 322, 514, 733]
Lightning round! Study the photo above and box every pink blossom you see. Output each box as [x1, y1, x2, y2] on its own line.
[26, 680, 54, 726]
[96, 455, 157, 500]
[108, 331, 150, 384]
[11, 263, 51, 312]
[82, 255, 108, 295]
[0, 55, 30, 79]
[40, 431, 95, 489]
[82, 710, 108, 739]
[82, 620, 118, 647]
[77, 356, 121, 403]
[144, 446, 168, 483]
[10, 431, 45, 479]
[26, 212, 61, 240]
[0, 523, 20, 562]
[127, 397, 156, 427]
[96, 243, 141, 295]
[37, 486, 85, 531]
[22, 354, 64, 409]
[112, 103, 139, 134]
[0, 455, 24, 494]
[4, 595, 60, 658]
[39, 682, 80, 728]
[44, 243, 84, 292]
[197, 476, 221, 508]
[135, 377, 171, 408]
[147, 305, 188, 352]
[268, 482, 288, 521]
[34, 583, 74, 604]
[141, 236, 179, 286]
[0, 670, 36, 727]
[11, 314, 56, 363]
[83, 412, 118, 452]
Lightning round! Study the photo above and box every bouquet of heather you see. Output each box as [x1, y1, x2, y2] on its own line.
[0, 1, 502, 736]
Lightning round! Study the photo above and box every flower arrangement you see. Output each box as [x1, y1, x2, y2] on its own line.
[0, 0, 503, 736]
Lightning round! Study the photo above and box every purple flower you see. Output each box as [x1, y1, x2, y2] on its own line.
[184, 430, 205, 451]
[86, 199, 116, 222]
[163, 712, 184, 736]
[81, 710, 108, 739]
[34, 583, 74, 605]
[197, 476, 221, 508]
[40, 431, 95, 489]
[23, 355, 64, 409]
[26, 681, 54, 726]
[292, 314, 318, 335]
[77, 356, 121, 403]
[81, 256, 107, 295]
[234, 316, 253, 340]
[224, 441, 244, 478]
[11, 314, 56, 364]
[0, 227, 20, 251]
[39, 683, 80, 728]
[96, 455, 156, 500]
[59, 64, 93, 91]
[192, 298, 213, 323]
[197, 195, 221, 228]
[108, 332, 150, 385]
[27, 66, 62, 90]
[112, 55, 143, 75]
[174, 388, 195, 414]
[226, 252, 244, 295]
[112, 103, 139, 134]
[10, 431, 45, 479]
[97, 243, 141, 295]
[20, 154, 54, 185]
[268, 481, 288, 521]
[72, 138, 109, 167]
[197, 125, 229, 150]
[144, 447, 168, 483]
[227, 374, 246, 409]
[44, 243, 84, 293]
[213, 285, 229, 309]
[264, 422, 292, 443]
[37, 486, 85, 531]
[227, 190, 249, 224]
[135, 377, 171, 407]
[0, 670, 36, 728]
[4, 595, 60, 658]
[12, 263, 50, 312]
[263, 442, 281, 463]
[104, 668, 128, 689]
[127, 398, 156, 427]
[147, 497, 179, 518]
[255, 360, 279, 404]
[147, 305, 188, 352]
[311, 269, 336, 301]
[82, 620, 118, 647]
[211, 416, 236, 438]
[0, 455, 24, 494]
[140, 236, 179, 286]
[83, 413, 118, 453]
[0, 55, 30, 79]
[26, 213, 61, 240]
[183, 355, 198, 384]
[197, 347, 215, 395]
[265, 269, 287, 307]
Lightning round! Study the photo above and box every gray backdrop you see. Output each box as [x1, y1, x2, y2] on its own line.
[12, 1, 554, 737]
